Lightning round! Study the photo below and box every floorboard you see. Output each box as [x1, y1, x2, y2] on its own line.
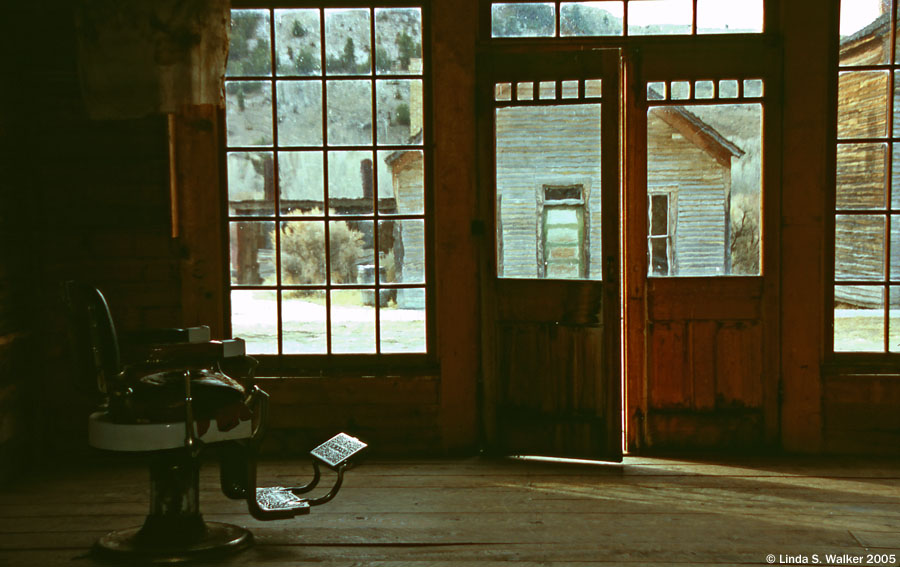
[1, 456, 898, 566]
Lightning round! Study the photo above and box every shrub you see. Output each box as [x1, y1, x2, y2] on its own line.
[729, 195, 760, 275]
[279, 210, 364, 287]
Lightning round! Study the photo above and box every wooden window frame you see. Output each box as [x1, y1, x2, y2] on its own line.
[223, 1, 436, 376]
[828, 0, 900, 363]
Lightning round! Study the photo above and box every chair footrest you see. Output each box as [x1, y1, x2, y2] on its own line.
[310, 433, 367, 469]
[255, 488, 311, 516]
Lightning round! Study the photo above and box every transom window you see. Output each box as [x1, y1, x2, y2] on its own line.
[490, 0, 763, 38]
[833, 0, 900, 353]
[224, 4, 429, 364]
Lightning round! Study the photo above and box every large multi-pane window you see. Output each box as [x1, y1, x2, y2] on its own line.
[833, 0, 900, 352]
[225, 5, 428, 362]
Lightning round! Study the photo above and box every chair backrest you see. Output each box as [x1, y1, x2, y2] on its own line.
[62, 281, 120, 396]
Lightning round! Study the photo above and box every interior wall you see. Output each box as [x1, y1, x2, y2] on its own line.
[0, 2, 36, 481]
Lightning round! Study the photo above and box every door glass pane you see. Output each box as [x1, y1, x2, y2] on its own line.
[834, 285, 885, 352]
[496, 102, 602, 280]
[647, 103, 762, 276]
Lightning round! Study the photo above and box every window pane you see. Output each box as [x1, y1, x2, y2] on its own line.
[228, 10, 271, 77]
[275, 9, 321, 76]
[496, 104, 601, 280]
[280, 220, 326, 285]
[892, 146, 900, 209]
[648, 104, 762, 276]
[327, 80, 373, 145]
[376, 79, 423, 145]
[277, 81, 323, 146]
[380, 219, 426, 284]
[375, 8, 423, 75]
[282, 291, 327, 354]
[325, 8, 371, 75]
[226, 82, 273, 147]
[330, 220, 373, 284]
[628, 0, 691, 36]
[838, 71, 889, 139]
[839, 0, 888, 65]
[836, 143, 887, 210]
[331, 290, 375, 353]
[227, 152, 274, 216]
[891, 286, 900, 352]
[650, 194, 668, 235]
[585, 79, 602, 98]
[232, 290, 278, 354]
[491, 3, 556, 37]
[649, 237, 669, 275]
[279, 152, 324, 214]
[328, 151, 374, 215]
[835, 214, 886, 281]
[891, 215, 900, 280]
[380, 288, 426, 353]
[697, 0, 762, 34]
[379, 149, 424, 214]
[560, 2, 624, 36]
[231, 221, 275, 285]
[834, 285, 885, 352]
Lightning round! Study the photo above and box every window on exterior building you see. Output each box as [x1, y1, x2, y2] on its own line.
[541, 185, 587, 278]
[490, 0, 763, 38]
[648, 191, 674, 275]
[225, 5, 429, 366]
[645, 83, 763, 277]
[833, 0, 899, 353]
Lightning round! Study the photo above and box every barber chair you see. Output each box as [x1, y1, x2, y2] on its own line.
[63, 281, 367, 563]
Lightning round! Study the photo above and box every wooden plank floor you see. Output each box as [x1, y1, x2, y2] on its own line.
[1, 455, 899, 566]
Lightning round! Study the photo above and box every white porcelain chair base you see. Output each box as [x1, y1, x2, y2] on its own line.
[88, 411, 252, 452]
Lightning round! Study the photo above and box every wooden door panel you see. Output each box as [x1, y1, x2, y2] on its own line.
[480, 49, 621, 461]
